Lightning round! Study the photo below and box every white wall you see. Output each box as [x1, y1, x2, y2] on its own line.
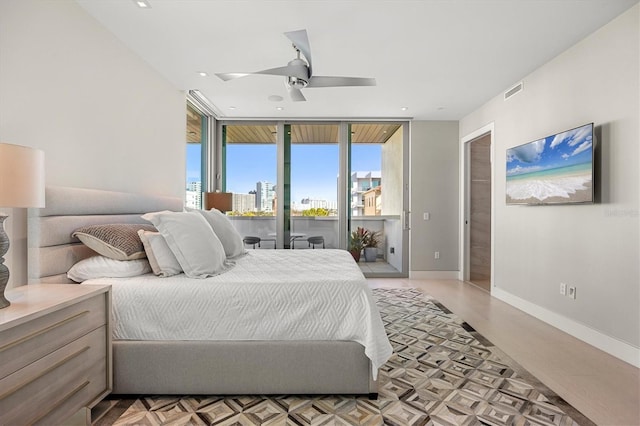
[410, 121, 459, 276]
[0, 0, 186, 288]
[460, 5, 639, 361]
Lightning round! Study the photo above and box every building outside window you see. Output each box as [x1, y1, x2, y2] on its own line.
[351, 171, 381, 216]
[256, 181, 275, 213]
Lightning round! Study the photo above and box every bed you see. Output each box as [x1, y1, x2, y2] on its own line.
[28, 186, 391, 397]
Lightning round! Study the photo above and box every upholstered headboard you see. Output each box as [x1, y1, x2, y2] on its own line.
[28, 186, 182, 284]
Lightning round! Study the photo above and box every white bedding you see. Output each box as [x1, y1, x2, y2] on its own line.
[84, 249, 392, 376]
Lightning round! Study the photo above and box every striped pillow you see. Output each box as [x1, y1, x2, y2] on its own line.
[72, 223, 156, 260]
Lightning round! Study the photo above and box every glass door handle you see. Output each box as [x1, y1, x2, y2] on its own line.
[403, 210, 411, 230]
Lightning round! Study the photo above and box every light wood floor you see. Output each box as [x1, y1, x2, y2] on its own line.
[368, 278, 640, 426]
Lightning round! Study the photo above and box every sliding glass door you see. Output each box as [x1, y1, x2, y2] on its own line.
[216, 121, 408, 277]
[223, 124, 277, 247]
[349, 123, 407, 276]
[290, 123, 340, 249]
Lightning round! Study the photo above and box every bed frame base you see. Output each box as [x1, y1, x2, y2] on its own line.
[113, 340, 377, 395]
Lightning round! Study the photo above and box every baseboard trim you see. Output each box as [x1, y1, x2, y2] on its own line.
[409, 270, 459, 280]
[492, 287, 640, 368]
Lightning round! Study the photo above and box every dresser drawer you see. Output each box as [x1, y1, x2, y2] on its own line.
[0, 326, 108, 426]
[0, 292, 107, 380]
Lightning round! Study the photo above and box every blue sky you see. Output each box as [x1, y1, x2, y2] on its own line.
[506, 123, 593, 176]
[187, 144, 381, 203]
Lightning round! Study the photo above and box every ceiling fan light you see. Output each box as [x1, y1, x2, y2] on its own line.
[287, 75, 308, 89]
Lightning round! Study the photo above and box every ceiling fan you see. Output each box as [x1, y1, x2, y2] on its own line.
[215, 29, 376, 102]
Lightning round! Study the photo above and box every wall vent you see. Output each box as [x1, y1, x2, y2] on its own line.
[504, 82, 524, 100]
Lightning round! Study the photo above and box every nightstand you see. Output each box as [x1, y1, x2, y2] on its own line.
[0, 284, 112, 425]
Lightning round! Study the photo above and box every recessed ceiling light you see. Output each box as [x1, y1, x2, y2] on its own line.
[133, 0, 151, 8]
[198, 72, 208, 77]
[400, 107, 409, 111]
[268, 95, 284, 102]
[276, 107, 284, 111]
[229, 106, 237, 110]
[437, 106, 445, 110]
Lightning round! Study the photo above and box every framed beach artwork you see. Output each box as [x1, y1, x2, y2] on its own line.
[506, 123, 594, 205]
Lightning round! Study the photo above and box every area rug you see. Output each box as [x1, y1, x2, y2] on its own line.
[93, 287, 592, 425]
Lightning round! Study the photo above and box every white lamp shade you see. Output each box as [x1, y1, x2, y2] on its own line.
[0, 143, 45, 208]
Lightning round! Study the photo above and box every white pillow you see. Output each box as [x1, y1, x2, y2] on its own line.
[138, 230, 182, 277]
[67, 255, 151, 282]
[141, 210, 233, 279]
[197, 209, 246, 258]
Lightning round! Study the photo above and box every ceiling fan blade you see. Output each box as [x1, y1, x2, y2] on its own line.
[215, 72, 252, 81]
[284, 29, 313, 75]
[255, 64, 308, 80]
[216, 63, 308, 82]
[288, 86, 306, 102]
[307, 76, 376, 88]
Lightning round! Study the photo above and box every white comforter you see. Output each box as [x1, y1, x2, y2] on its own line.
[84, 249, 392, 376]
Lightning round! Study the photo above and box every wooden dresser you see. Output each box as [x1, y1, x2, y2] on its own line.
[0, 284, 111, 425]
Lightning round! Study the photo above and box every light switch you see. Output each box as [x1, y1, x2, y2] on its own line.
[423, 212, 430, 220]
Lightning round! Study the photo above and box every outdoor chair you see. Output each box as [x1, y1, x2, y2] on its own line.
[307, 236, 325, 249]
[243, 236, 261, 249]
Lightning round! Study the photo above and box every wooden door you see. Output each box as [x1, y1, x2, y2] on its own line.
[469, 135, 491, 290]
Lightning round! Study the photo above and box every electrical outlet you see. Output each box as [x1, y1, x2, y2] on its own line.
[423, 212, 430, 220]
[560, 282, 567, 296]
[568, 286, 577, 299]
[390, 247, 395, 254]
[434, 251, 440, 259]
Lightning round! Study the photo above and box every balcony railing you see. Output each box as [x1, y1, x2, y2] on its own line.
[226, 215, 402, 272]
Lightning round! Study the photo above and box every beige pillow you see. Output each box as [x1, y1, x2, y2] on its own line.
[72, 224, 156, 261]
[197, 209, 246, 258]
[141, 211, 233, 279]
[138, 230, 182, 277]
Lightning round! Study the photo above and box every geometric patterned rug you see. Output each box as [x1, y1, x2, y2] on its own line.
[93, 287, 593, 426]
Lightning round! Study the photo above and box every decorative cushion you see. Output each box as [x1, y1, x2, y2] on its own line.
[138, 230, 182, 277]
[67, 255, 151, 282]
[197, 209, 246, 258]
[72, 223, 156, 260]
[141, 210, 233, 279]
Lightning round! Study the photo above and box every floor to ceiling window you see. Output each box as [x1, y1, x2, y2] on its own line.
[349, 123, 404, 274]
[215, 121, 408, 277]
[185, 103, 207, 209]
[223, 124, 277, 245]
[290, 123, 340, 248]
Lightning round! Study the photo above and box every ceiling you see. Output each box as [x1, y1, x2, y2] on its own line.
[221, 123, 402, 144]
[76, 0, 637, 121]
[188, 102, 401, 143]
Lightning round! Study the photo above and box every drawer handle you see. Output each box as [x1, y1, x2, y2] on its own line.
[32, 380, 90, 425]
[0, 346, 90, 401]
[0, 310, 90, 353]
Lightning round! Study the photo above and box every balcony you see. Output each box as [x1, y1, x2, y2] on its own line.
[226, 215, 402, 276]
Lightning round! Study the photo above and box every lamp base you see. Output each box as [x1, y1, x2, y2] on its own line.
[0, 264, 9, 308]
[0, 214, 10, 309]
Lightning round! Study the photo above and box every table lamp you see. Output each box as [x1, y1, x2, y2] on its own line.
[0, 143, 45, 308]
